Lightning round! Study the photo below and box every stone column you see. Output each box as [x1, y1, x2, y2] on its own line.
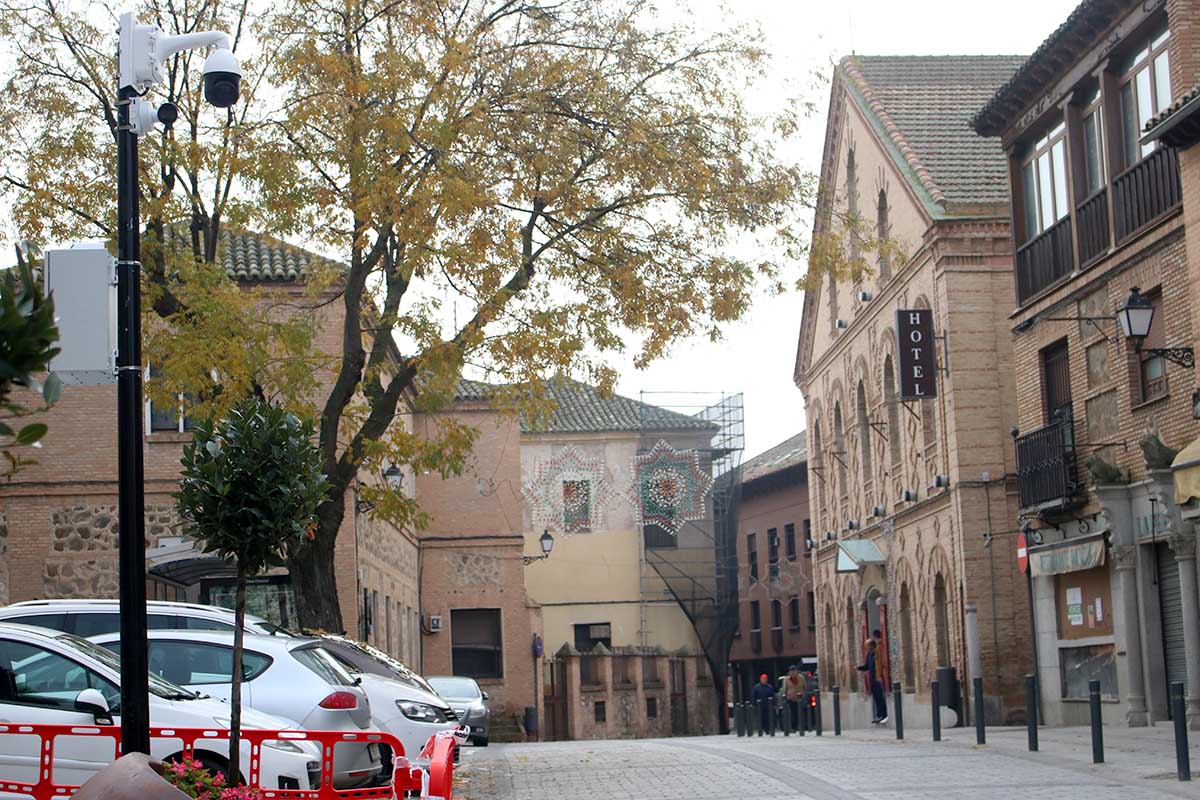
[1111, 545, 1148, 726]
[1169, 527, 1200, 729]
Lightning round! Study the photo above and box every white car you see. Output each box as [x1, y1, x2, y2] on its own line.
[0, 624, 321, 793]
[351, 672, 459, 763]
[312, 636, 458, 759]
[0, 599, 283, 637]
[91, 630, 384, 789]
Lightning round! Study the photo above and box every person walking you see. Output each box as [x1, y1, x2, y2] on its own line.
[783, 664, 804, 731]
[751, 672, 776, 735]
[857, 639, 888, 724]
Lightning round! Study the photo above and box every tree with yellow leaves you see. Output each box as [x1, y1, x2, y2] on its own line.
[1, 0, 810, 631]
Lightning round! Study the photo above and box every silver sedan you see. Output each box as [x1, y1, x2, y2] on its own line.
[427, 676, 490, 746]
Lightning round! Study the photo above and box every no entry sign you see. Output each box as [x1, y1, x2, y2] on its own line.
[1017, 532, 1029, 574]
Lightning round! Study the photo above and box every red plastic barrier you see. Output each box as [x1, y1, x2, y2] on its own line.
[0, 723, 433, 800]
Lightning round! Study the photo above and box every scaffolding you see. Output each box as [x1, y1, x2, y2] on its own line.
[637, 391, 744, 732]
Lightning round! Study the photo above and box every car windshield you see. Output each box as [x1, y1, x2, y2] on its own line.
[428, 677, 480, 699]
[335, 638, 432, 692]
[57, 634, 200, 701]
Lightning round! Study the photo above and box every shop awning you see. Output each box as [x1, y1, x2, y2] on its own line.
[1028, 532, 1106, 577]
[1173, 436, 1200, 507]
[836, 539, 886, 573]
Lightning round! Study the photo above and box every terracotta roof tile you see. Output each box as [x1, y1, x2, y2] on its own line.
[455, 378, 718, 435]
[847, 55, 1025, 207]
[740, 431, 806, 484]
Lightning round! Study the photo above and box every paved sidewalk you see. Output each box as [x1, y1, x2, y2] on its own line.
[454, 724, 1200, 799]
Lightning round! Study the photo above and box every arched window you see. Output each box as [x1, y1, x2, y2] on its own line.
[876, 188, 891, 281]
[900, 582, 915, 688]
[883, 355, 902, 471]
[845, 596, 858, 688]
[847, 146, 860, 265]
[811, 420, 825, 529]
[856, 380, 872, 490]
[833, 402, 848, 499]
[933, 573, 950, 667]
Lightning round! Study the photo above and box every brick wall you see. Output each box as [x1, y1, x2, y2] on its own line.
[414, 403, 543, 731]
[729, 472, 816, 665]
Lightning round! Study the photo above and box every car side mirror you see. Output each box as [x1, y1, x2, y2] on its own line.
[75, 688, 114, 725]
[481, 691, 488, 701]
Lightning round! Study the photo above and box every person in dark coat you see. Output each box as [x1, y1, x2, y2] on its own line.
[750, 672, 776, 734]
[857, 639, 887, 724]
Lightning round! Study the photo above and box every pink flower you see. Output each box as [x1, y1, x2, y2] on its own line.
[212, 772, 226, 787]
[170, 762, 187, 776]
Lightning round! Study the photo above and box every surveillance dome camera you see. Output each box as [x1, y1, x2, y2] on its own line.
[156, 102, 179, 130]
[202, 46, 242, 108]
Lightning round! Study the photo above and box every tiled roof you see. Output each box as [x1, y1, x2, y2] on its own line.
[455, 378, 718, 434]
[972, 0, 1135, 136]
[162, 225, 340, 281]
[845, 55, 1025, 207]
[1142, 83, 1200, 149]
[740, 431, 806, 485]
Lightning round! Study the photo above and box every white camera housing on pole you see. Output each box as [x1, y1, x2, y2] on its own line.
[117, 11, 242, 111]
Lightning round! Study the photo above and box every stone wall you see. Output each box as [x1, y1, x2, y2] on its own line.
[39, 504, 183, 599]
[549, 646, 715, 740]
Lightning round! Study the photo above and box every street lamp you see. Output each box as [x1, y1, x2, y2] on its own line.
[115, 10, 241, 756]
[524, 530, 555, 565]
[1117, 286, 1194, 368]
[383, 464, 404, 490]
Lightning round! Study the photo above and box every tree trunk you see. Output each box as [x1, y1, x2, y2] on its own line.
[228, 570, 246, 785]
[287, 509, 345, 633]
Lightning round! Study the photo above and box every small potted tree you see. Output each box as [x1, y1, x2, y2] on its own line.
[175, 398, 329, 784]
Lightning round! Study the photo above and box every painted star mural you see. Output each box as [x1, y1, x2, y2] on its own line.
[523, 446, 614, 533]
[632, 440, 713, 536]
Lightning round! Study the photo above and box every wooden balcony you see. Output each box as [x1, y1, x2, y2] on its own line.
[1075, 188, 1109, 267]
[1016, 216, 1074, 303]
[1014, 147, 1180, 307]
[1015, 409, 1080, 513]
[1113, 145, 1181, 244]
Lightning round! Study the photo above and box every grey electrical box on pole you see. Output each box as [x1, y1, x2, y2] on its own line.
[44, 245, 117, 385]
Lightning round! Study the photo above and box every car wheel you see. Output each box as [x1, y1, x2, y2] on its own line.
[474, 736, 489, 747]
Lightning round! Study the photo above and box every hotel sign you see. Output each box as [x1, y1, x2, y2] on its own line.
[896, 309, 938, 400]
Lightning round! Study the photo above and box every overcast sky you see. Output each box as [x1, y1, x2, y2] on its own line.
[620, 0, 1082, 462]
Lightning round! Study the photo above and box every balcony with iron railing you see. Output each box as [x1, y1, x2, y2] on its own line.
[1015, 146, 1181, 305]
[1015, 409, 1081, 513]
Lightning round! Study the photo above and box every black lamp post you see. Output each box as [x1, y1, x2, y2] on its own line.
[115, 11, 241, 754]
[524, 530, 555, 565]
[1118, 286, 1195, 368]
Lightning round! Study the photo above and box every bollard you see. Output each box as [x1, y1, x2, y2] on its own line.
[815, 688, 823, 736]
[754, 699, 763, 736]
[973, 676, 985, 745]
[1025, 674, 1038, 752]
[1172, 682, 1190, 781]
[1088, 679, 1103, 764]
[832, 686, 842, 736]
[736, 702, 746, 737]
[931, 680, 941, 742]
[768, 699, 776, 736]
[782, 699, 791, 737]
[892, 681, 904, 740]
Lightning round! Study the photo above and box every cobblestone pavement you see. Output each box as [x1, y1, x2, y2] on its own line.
[453, 725, 1200, 799]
